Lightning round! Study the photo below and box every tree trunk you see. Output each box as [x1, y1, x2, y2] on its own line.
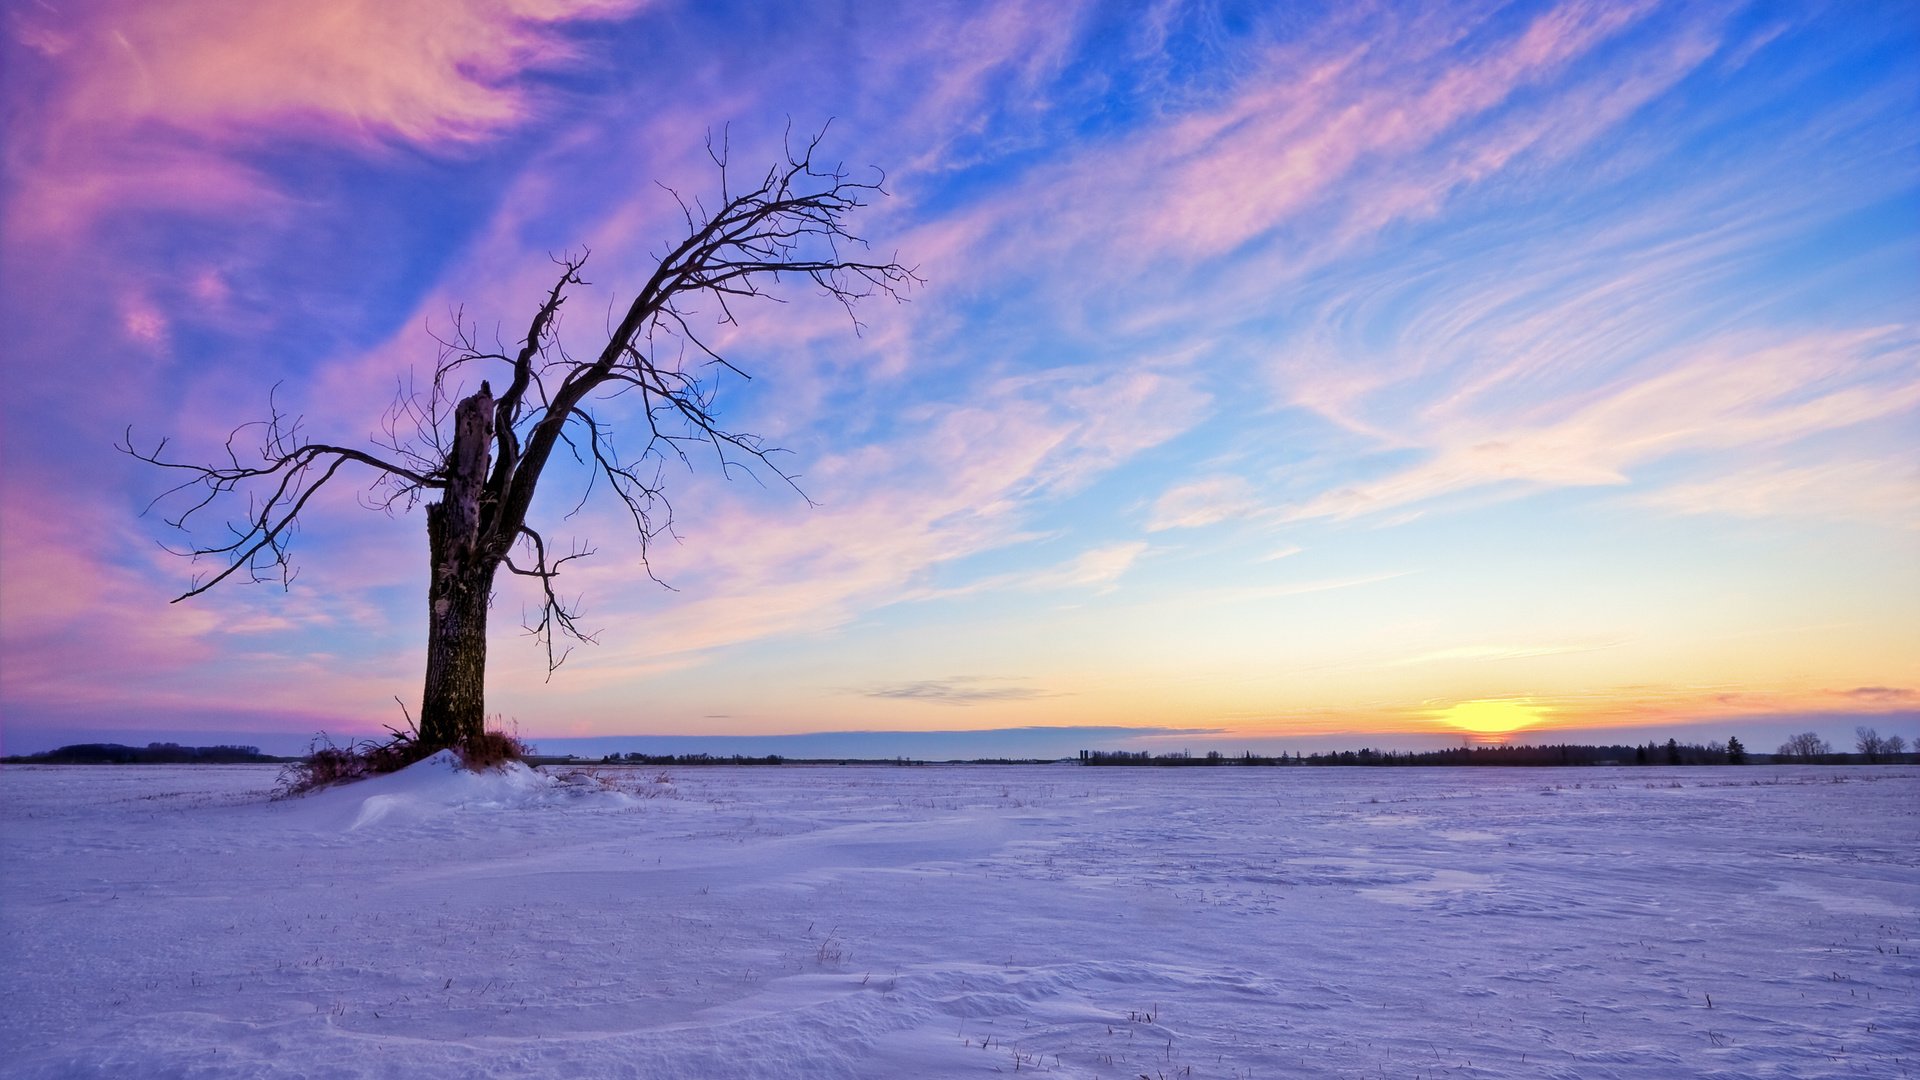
[419, 384, 496, 747]
[418, 565, 490, 746]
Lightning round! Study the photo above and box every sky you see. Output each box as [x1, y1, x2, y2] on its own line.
[1, 0, 1916, 759]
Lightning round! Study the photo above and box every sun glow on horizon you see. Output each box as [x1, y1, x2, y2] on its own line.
[1434, 699, 1549, 743]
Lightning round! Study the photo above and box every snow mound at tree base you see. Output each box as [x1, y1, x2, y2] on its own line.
[298, 749, 634, 829]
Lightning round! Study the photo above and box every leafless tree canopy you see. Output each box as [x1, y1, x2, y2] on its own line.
[1774, 731, 1832, 763]
[125, 128, 918, 690]
[1854, 726, 1906, 763]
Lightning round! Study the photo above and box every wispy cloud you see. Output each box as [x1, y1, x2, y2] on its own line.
[1840, 686, 1915, 704]
[1390, 641, 1625, 666]
[1020, 541, 1151, 592]
[1194, 571, 1413, 606]
[474, 362, 1205, 689]
[860, 677, 1053, 707]
[1144, 0, 1660, 260]
[922, 541, 1153, 602]
[0, 476, 411, 723]
[879, 0, 1094, 177]
[1148, 475, 1261, 531]
[912, 0, 1692, 305]
[5, 0, 644, 237]
[1291, 327, 1920, 522]
[1637, 457, 1920, 529]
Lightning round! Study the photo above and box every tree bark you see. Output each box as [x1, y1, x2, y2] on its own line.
[419, 384, 496, 747]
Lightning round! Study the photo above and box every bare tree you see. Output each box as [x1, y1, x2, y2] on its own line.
[124, 130, 916, 749]
[1775, 731, 1831, 763]
[1854, 726, 1894, 763]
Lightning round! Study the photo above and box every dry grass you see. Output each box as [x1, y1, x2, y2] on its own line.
[276, 726, 530, 797]
[458, 730, 530, 771]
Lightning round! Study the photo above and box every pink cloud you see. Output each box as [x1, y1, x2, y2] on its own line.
[36, 0, 642, 141]
[0, 482, 217, 708]
[0, 454, 429, 731]
[5, 0, 645, 238]
[915, 541, 1154, 603]
[1636, 457, 1920, 529]
[842, 0, 1696, 383]
[117, 292, 170, 351]
[1292, 327, 1920, 522]
[1328, 27, 1720, 250]
[1072, 0, 1655, 262]
[1148, 475, 1261, 531]
[1841, 686, 1914, 704]
[884, 0, 1094, 176]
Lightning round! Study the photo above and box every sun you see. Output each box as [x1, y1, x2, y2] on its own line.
[1434, 699, 1548, 743]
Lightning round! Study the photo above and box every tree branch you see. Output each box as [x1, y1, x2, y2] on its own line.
[504, 525, 599, 675]
[129, 125, 911, 690]
[120, 395, 439, 601]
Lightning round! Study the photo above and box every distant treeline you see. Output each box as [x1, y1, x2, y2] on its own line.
[1082, 738, 1768, 767]
[3, 742, 289, 765]
[600, 751, 789, 766]
[594, 752, 1060, 767]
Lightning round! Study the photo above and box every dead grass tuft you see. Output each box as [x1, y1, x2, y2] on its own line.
[458, 730, 531, 771]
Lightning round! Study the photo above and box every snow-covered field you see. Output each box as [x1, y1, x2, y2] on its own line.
[3, 758, 1915, 1078]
